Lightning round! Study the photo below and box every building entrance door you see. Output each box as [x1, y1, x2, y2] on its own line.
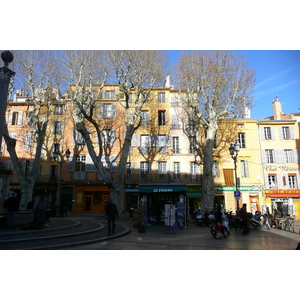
[84, 195, 93, 212]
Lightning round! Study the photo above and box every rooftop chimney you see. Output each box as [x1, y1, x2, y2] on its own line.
[272, 95, 282, 120]
[164, 73, 170, 88]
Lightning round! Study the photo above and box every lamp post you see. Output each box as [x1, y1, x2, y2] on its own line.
[53, 148, 71, 216]
[229, 140, 240, 213]
[0, 51, 15, 150]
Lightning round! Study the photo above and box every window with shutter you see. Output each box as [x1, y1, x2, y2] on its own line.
[241, 160, 249, 178]
[265, 149, 274, 163]
[288, 174, 297, 189]
[282, 127, 291, 139]
[264, 127, 272, 139]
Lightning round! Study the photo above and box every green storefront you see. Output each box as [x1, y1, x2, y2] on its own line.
[138, 184, 187, 225]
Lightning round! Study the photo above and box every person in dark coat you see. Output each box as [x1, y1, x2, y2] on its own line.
[3, 192, 20, 229]
[33, 192, 46, 229]
[240, 203, 250, 235]
[105, 198, 119, 236]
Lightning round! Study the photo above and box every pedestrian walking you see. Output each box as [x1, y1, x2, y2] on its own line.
[33, 192, 46, 229]
[240, 203, 250, 235]
[3, 192, 20, 229]
[105, 198, 119, 236]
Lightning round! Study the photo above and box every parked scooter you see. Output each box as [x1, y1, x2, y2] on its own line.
[248, 211, 271, 230]
[196, 212, 204, 225]
[194, 207, 205, 225]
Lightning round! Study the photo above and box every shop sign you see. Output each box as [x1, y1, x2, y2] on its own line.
[139, 184, 187, 193]
[215, 186, 262, 192]
[264, 166, 299, 172]
[265, 190, 300, 198]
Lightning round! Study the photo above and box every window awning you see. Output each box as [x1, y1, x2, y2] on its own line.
[187, 192, 202, 198]
[187, 186, 202, 198]
[139, 184, 187, 193]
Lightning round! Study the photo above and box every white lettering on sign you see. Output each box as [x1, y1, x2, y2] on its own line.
[153, 188, 173, 192]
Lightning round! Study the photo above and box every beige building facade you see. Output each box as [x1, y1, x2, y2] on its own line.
[260, 97, 300, 218]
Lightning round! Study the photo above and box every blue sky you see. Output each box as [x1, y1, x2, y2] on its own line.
[166, 50, 300, 120]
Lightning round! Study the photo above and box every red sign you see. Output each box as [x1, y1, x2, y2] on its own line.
[265, 190, 300, 198]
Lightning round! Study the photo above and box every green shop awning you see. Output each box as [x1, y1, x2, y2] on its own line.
[187, 186, 202, 198]
[139, 184, 187, 193]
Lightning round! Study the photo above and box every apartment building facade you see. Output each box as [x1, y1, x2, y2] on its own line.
[2, 85, 299, 220]
[260, 97, 300, 218]
[213, 119, 264, 213]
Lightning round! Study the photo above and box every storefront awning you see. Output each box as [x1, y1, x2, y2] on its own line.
[187, 192, 202, 198]
[266, 193, 300, 198]
[139, 184, 187, 193]
[187, 186, 202, 198]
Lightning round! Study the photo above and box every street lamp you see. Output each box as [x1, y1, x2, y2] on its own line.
[0, 51, 15, 150]
[229, 140, 240, 213]
[53, 148, 71, 216]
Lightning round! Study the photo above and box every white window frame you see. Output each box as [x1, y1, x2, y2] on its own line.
[266, 149, 274, 163]
[282, 127, 291, 139]
[284, 149, 294, 163]
[158, 92, 166, 103]
[241, 160, 249, 178]
[288, 174, 297, 189]
[238, 132, 246, 148]
[75, 155, 86, 172]
[264, 127, 272, 139]
[172, 137, 180, 154]
[174, 162, 180, 179]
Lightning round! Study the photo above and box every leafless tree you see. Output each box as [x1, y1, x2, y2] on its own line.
[173, 50, 255, 212]
[3, 50, 61, 208]
[61, 50, 167, 213]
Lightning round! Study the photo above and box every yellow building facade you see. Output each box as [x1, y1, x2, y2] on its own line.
[214, 119, 264, 213]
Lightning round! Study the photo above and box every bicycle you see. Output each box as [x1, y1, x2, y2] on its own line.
[284, 217, 295, 233]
